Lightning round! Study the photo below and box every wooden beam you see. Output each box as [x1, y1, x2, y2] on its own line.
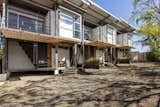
[47, 44, 52, 67]
[87, 41, 113, 48]
[1, 28, 62, 44]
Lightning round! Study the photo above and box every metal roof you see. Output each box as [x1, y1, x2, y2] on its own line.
[59, 0, 135, 33]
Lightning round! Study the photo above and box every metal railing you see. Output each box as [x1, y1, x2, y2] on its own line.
[117, 33, 133, 46]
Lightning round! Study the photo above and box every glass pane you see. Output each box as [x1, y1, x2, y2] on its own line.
[74, 31, 80, 39]
[60, 8, 81, 39]
[60, 13, 73, 22]
[75, 23, 80, 31]
[74, 16, 80, 23]
[8, 13, 18, 29]
[37, 21, 44, 34]
[19, 15, 36, 32]
[107, 27, 114, 35]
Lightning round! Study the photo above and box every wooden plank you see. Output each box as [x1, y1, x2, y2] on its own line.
[87, 41, 113, 48]
[1, 28, 62, 44]
[116, 45, 133, 50]
[47, 44, 52, 67]
[1, 28, 81, 45]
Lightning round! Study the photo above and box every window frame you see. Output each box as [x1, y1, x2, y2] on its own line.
[7, 6, 45, 34]
[59, 6, 82, 39]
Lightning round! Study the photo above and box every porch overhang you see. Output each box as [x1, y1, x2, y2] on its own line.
[86, 41, 114, 48]
[0, 28, 80, 45]
[116, 45, 133, 50]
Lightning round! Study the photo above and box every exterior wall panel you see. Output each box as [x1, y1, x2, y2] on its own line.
[8, 40, 34, 71]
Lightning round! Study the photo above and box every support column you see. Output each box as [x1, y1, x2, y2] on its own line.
[102, 49, 105, 66]
[33, 43, 38, 69]
[2, 37, 8, 73]
[47, 44, 52, 67]
[1, 0, 7, 28]
[74, 44, 78, 68]
[82, 15, 85, 70]
[54, 45, 59, 75]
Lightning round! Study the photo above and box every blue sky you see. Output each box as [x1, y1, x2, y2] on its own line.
[92, 0, 150, 52]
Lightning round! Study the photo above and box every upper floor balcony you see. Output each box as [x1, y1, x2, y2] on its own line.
[117, 33, 133, 49]
[84, 24, 117, 48]
[0, 3, 81, 46]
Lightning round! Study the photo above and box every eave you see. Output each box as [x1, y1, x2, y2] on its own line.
[0, 28, 80, 46]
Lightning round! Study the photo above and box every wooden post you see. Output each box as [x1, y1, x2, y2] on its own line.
[47, 44, 52, 67]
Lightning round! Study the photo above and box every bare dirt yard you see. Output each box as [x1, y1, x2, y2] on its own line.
[0, 63, 160, 107]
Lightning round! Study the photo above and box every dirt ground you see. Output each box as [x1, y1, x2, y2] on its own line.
[0, 63, 160, 107]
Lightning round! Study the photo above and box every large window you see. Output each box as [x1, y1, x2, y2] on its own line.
[107, 27, 116, 44]
[8, 13, 18, 29]
[8, 11, 45, 34]
[59, 8, 81, 39]
[19, 15, 36, 32]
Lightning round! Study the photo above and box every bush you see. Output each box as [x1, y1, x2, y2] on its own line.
[85, 58, 100, 69]
[147, 51, 160, 62]
[0, 49, 2, 60]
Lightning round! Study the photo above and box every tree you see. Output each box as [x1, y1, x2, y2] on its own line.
[132, 0, 160, 61]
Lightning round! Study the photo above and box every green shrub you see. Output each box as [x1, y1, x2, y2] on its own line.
[0, 49, 2, 60]
[85, 58, 100, 66]
[147, 51, 160, 62]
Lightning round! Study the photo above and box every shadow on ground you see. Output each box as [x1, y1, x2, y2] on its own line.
[0, 63, 160, 107]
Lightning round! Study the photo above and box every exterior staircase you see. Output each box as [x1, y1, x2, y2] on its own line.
[19, 42, 34, 64]
[63, 67, 77, 75]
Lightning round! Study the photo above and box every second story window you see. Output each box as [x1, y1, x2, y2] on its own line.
[59, 7, 81, 39]
[7, 8, 45, 34]
[8, 13, 18, 29]
[19, 15, 36, 32]
[107, 26, 116, 44]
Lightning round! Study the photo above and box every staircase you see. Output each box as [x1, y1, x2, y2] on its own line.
[104, 61, 117, 68]
[19, 42, 34, 64]
[63, 67, 77, 75]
